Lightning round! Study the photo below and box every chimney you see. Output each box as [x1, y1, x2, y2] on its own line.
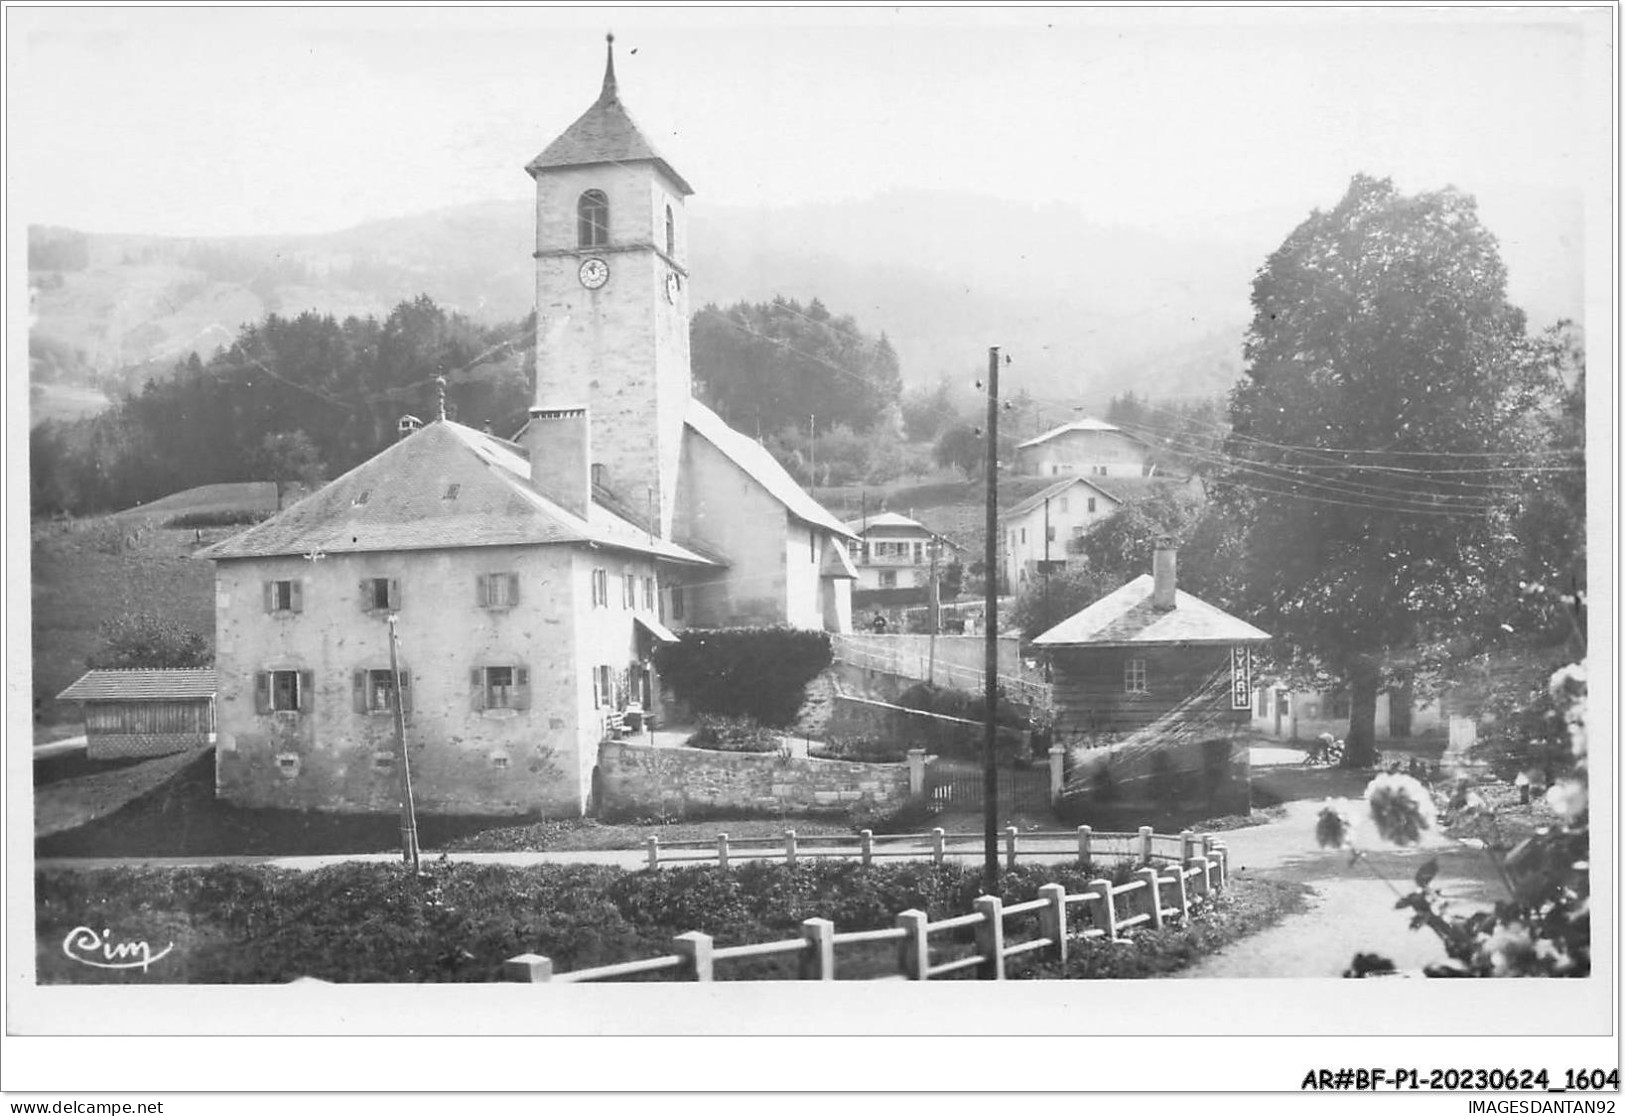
[1151, 535, 1178, 611]
[525, 405, 591, 520]
[397, 414, 423, 441]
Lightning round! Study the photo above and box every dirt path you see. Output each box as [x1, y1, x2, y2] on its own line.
[1175, 797, 1504, 977]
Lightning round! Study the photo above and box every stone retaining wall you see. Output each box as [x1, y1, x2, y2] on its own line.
[597, 739, 911, 817]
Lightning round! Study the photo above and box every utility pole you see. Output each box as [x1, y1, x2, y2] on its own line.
[388, 614, 420, 872]
[1043, 495, 1052, 634]
[809, 413, 817, 488]
[982, 345, 1001, 892]
[926, 535, 940, 686]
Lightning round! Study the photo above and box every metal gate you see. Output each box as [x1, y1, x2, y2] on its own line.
[927, 763, 1052, 814]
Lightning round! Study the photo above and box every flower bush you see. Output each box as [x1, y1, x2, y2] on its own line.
[1328, 658, 1590, 978]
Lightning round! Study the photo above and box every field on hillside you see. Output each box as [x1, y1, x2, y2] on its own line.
[28, 487, 274, 723]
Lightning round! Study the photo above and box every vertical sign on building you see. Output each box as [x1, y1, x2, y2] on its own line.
[1230, 645, 1252, 710]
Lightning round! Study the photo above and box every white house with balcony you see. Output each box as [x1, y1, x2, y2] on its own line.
[1013, 418, 1156, 479]
[843, 512, 957, 610]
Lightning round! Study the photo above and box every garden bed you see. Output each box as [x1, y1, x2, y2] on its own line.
[35, 859, 1307, 984]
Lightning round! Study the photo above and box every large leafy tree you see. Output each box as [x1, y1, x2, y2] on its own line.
[690, 297, 901, 436]
[1225, 174, 1561, 766]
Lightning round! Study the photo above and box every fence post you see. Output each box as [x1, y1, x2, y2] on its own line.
[1137, 867, 1164, 930]
[645, 835, 660, 870]
[1089, 878, 1118, 941]
[1166, 864, 1189, 923]
[502, 954, 554, 983]
[1076, 825, 1092, 866]
[785, 829, 798, 867]
[896, 909, 930, 980]
[717, 833, 730, 871]
[1139, 825, 1154, 866]
[906, 748, 927, 798]
[974, 895, 1005, 980]
[673, 931, 713, 981]
[860, 828, 874, 867]
[1048, 745, 1066, 804]
[1038, 883, 1068, 967]
[1189, 855, 1211, 902]
[932, 827, 946, 866]
[1180, 829, 1197, 864]
[1211, 841, 1229, 890]
[800, 918, 835, 981]
[1005, 825, 1019, 869]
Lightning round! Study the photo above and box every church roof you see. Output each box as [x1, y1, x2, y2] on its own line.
[684, 399, 857, 539]
[525, 36, 694, 196]
[1033, 574, 1271, 647]
[200, 420, 715, 565]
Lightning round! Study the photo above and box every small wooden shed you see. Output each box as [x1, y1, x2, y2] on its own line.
[1033, 542, 1269, 817]
[56, 668, 217, 760]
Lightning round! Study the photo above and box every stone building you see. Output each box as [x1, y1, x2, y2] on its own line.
[203, 38, 854, 815]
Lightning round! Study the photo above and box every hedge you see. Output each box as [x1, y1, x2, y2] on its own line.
[652, 627, 832, 727]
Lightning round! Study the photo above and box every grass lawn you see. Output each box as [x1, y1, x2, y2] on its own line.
[34, 858, 1308, 984]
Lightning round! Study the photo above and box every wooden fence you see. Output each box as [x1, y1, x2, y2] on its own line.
[503, 828, 1229, 982]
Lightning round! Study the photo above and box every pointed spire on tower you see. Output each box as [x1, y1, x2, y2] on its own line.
[599, 32, 618, 104]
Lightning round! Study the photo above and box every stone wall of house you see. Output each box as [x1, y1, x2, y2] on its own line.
[597, 739, 910, 817]
[675, 432, 792, 627]
[214, 543, 661, 816]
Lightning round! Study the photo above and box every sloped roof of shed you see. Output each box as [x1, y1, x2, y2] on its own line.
[1033, 574, 1271, 647]
[58, 669, 217, 702]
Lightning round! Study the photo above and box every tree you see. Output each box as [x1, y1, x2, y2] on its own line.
[1224, 174, 1558, 766]
[87, 610, 211, 670]
[254, 430, 326, 510]
[1008, 566, 1116, 641]
[933, 422, 984, 479]
[1069, 488, 1201, 583]
[901, 379, 962, 442]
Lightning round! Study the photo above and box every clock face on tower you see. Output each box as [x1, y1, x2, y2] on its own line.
[664, 272, 681, 304]
[578, 257, 610, 290]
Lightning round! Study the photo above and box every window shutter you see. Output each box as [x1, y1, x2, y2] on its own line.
[388, 579, 401, 611]
[263, 582, 275, 613]
[507, 573, 520, 605]
[290, 581, 304, 613]
[254, 672, 271, 714]
[352, 670, 367, 713]
[591, 666, 601, 709]
[476, 575, 489, 607]
[514, 666, 531, 711]
[470, 667, 485, 712]
[298, 670, 314, 711]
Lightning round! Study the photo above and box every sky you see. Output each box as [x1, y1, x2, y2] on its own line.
[6, 6, 1609, 246]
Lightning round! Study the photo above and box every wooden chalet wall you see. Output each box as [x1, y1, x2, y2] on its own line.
[84, 698, 214, 759]
[1048, 644, 1247, 745]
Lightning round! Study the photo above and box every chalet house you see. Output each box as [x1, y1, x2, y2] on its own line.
[1034, 541, 1269, 817]
[201, 39, 855, 816]
[843, 512, 955, 610]
[1000, 474, 1196, 590]
[1013, 418, 1156, 479]
[55, 668, 217, 760]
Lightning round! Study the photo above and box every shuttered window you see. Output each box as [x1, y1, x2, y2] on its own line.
[264, 580, 303, 613]
[362, 577, 400, 612]
[256, 669, 312, 713]
[469, 665, 531, 711]
[592, 568, 609, 608]
[353, 668, 412, 716]
[477, 573, 521, 608]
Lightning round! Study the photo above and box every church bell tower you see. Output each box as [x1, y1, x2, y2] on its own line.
[526, 34, 694, 539]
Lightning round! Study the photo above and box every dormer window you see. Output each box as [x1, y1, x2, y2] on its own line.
[665, 205, 675, 256]
[578, 190, 609, 248]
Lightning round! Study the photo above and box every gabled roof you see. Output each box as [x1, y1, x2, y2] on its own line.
[1001, 476, 1115, 521]
[1017, 418, 1147, 450]
[1088, 474, 1192, 505]
[1033, 574, 1271, 647]
[201, 420, 714, 565]
[843, 511, 930, 535]
[525, 38, 693, 196]
[684, 399, 856, 539]
[58, 669, 217, 703]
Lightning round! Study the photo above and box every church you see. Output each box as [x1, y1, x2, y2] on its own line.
[202, 38, 857, 816]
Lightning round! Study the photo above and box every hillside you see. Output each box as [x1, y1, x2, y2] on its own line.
[28, 184, 1582, 415]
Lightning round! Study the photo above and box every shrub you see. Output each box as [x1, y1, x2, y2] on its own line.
[86, 610, 211, 670]
[165, 509, 270, 528]
[809, 735, 909, 764]
[685, 714, 780, 754]
[653, 627, 832, 727]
